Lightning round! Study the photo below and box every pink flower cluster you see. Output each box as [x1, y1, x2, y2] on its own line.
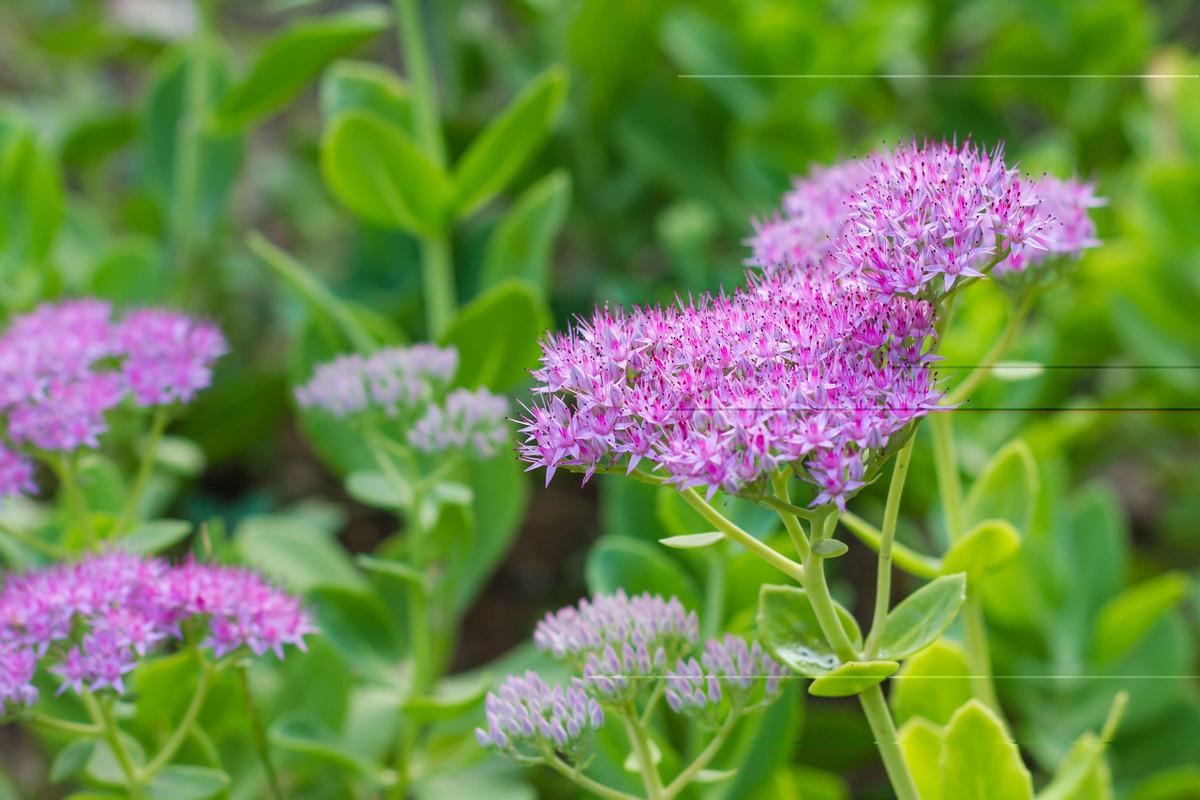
[296, 345, 509, 459]
[0, 553, 312, 709]
[748, 140, 1101, 295]
[0, 300, 226, 500]
[518, 271, 938, 506]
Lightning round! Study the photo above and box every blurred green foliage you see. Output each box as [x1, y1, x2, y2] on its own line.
[0, 0, 1197, 798]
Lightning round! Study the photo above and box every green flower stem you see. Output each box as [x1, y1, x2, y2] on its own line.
[27, 712, 102, 737]
[864, 438, 915, 657]
[681, 488, 805, 584]
[639, 681, 666, 727]
[393, 0, 445, 168]
[798, 513, 920, 800]
[372, 433, 438, 800]
[85, 692, 144, 799]
[142, 656, 213, 779]
[172, 0, 213, 275]
[0, 519, 68, 559]
[929, 412, 999, 711]
[393, 0, 457, 338]
[544, 755, 642, 800]
[942, 294, 1033, 408]
[662, 711, 738, 799]
[857, 684, 919, 800]
[57, 454, 95, 549]
[237, 666, 283, 800]
[419, 233, 457, 340]
[622, 707, 665, 800]
[113, 408, 171, 539]
[770, 473, 811, 561]
[838, 511, 941, 579]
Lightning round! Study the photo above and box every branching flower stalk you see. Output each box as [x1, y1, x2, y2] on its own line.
[513, 140, 1103, 797]
[480, 592, 785, 800]
[294, 342, 508, 799]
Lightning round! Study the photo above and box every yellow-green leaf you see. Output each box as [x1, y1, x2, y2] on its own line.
[891, 639, 973, 727]
[808, 660, 898, 697]
[942, 519, 1021, 576]
[1090, 571, 1191, 664]
[941, 700, 1033, 800]
[899, 717, 944, 800]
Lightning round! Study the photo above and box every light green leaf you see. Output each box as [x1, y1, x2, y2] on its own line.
[89, 237, 166, 305]
[481, 170, 572, 290]
[142, 47, 242, 238]
[1091, 571, 1191, 664]
[270, 712, 381, 779]
[0, 124, 63, 269]
[51, 739, 97, 783]
[964, 439, 1038, 532]
[891, 639, 973, 727]
[433, 481, 473, 507]
[586, 535, 701, 611]
[309, 585, 402, 675]
[321, 110, 450, 234]
[942, 519, 1021, 576]
[877, 574, 967, 661]
[694, 768, 739, 784]
[345, 470, 411, 510]
[757, 584, 861, 677]
[941, 700, 1033, 800]
[356, 554, 425, 588]
[146, 766, 230, 800]
[659, 531, 724, 550]
[441, 279, 551, 391]
[451, 66, 568, 216]
[248, 232, 379, 354]
[899, 717, 944, 800]
[118, 520, 193, 555]
[214, 7, 388, 130]
[1037, 732, 1112, 800]
[153, 436, 206, 478]
[86, 734, 146, 786]
[235, 513, 362, 593]
[1130, 766, 1200, 800]
[812, 540, 848, 558]
[808, 660, 898, 697]
[320, 59, 411, 129]
[402, 673, 489, 722]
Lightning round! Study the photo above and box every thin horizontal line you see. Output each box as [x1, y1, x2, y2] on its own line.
[939, 364, 1200, 370]
[679, 73, 1200, 80]
[599, 674, 1200, 680]
[607, 407, 1200, 413]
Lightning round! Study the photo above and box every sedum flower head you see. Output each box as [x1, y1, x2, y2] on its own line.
[665, 635, 786, 729]
[518, 272, 939, 507]
[0, 300, 226, 499]
[475, 671, 604, 763]
[295, 345, 508, 460]
[0, 553, 312, 710]
[117, 309, 228, 406]
[533, 590, 699, 666]
[749, 139, 1102, 296]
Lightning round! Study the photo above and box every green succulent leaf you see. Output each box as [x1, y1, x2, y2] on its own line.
[940, 700, 1033, 800]
[1091, 571, 1191, 664]
[451, 66, 568, 217]
[321, 110, 450, 234]
[891, 638, 973, 727]
[146, 766, 230, 800]
[659, 531, 724, 549]
[586, 535, 702, 611]
[808, 660, 898, 697]
[899, 717, 944, 800]
[964, 438, 1038, 532]
[481, 169, 572, 290]
[320, 59, 411, 129]
[757, 584, 861, 677]
[214, 6, 388, 130]
[941, 519, 1021, 576]
[876, 574, 967, 661]
[441, 279, 551, 392]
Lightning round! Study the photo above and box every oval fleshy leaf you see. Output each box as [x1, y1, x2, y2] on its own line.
[808, 660, 899, 697]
